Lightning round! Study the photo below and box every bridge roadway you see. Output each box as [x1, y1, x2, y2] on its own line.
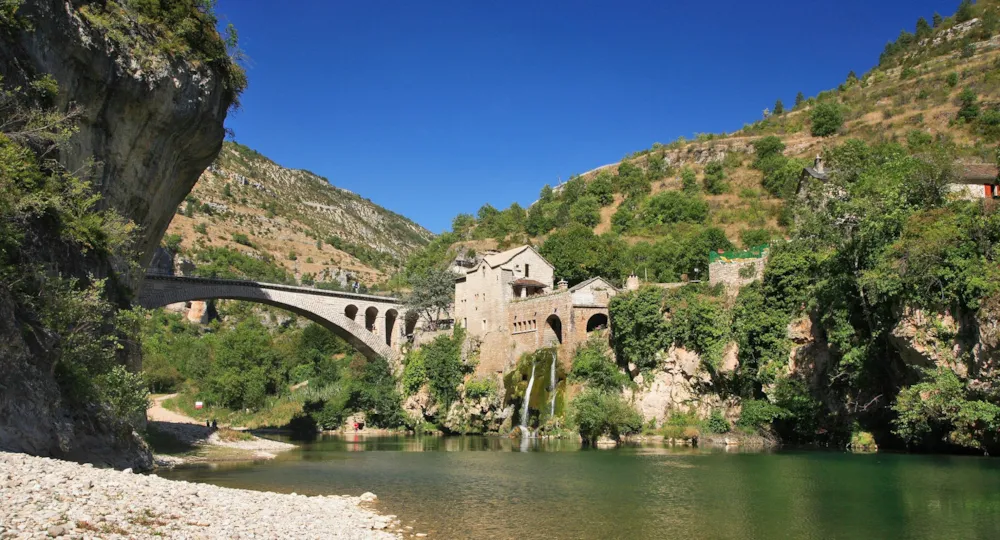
[138, 275, 406, 361]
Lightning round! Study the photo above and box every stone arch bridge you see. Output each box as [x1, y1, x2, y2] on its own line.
[138, 275, 408, 361]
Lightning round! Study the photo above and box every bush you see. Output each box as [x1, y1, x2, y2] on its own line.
[957, 88, 979, 122]
[739, 228, 772, 249]
[194, 223, 208, 235]
[642, 191, 708, 226]
[464, 378, 497, 400]
[569, 337, 628, 393]
[680, 167, 698, 193]
[946, 72, 959, 88]
[810, 102, 844, 137]
[231, 233, 252, 246]
[163, 233, 182, 253]
[703, 162, 726, 195]
[706, 409, 730, 433]
[569, 389, 643, 445]
[569, 194, 601, 227]
[737, 399, 789, 431]
[586, 173, 615, 206]
[609, 287, 671, 372]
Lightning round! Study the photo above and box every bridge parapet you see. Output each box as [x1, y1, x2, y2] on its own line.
[139, 275, 403, 362]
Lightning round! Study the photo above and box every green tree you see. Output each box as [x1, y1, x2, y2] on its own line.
[405, 267, 455, 328]
[608, 286, 671, 372]
[957, 87, 980, 122]
[451, 213, 475, 237]
[703, 161, 726, 195]
[916, 16, 932, 39]
[932, 12, 942, 27]
[540, 224, 625, 284]
[642, 191, 709, 226]
[206, 319, 283, 410]
[570, 336, 628, 393]
[421, 327, 468, 408]
[795, 91, 805, 108]
[956, 0, 974, 23]
[569, 389, 643, 445]
[346, 356, 404, 428]
[773, 99, 784, 115]
[569, 194, 601, 227]
[586, 172, 615, 206]
[810, 102, 844, 137]
[946, 72, 959, 88]
[680, 167, 698, 193]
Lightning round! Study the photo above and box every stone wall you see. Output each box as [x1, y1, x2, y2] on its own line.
[708, 256, 767, 290]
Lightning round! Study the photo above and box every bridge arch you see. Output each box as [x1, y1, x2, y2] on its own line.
[543, 314, 563, 346]
[364, 306, 379, 332]
[139, 276, 400, 361]
[384, 309, 398, 347]
[345, 304, 358, 321]
[586, 313, 608, 333]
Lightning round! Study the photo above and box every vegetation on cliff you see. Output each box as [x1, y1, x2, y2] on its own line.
[0, 76, 148, 442]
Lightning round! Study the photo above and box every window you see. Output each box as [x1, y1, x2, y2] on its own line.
[524, 264, 530, 277]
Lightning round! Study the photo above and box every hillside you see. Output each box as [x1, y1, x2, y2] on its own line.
[406, 0, 1000, 284]
[164, 142, 433, 285]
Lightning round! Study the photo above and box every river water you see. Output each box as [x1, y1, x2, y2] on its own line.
[158, 434, 1000, 539]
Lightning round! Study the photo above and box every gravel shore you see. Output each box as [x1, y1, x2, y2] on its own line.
[0, 452, 399, 539]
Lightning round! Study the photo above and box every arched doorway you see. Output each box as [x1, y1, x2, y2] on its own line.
[365, 306, 379, 332]
[384, 309, 398, 346]
[586, 313, 608, 333]
[543, 314, 562, 346]
[345, 304, 358, 321]
[404, 310, 419, 338]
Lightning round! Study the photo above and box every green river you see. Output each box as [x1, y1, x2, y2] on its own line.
[158, 435, 1000, 539]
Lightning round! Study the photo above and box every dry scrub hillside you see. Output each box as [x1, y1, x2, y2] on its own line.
[164, 142, 432, 285]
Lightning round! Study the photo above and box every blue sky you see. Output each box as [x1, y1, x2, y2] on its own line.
[217, 0, 953, 233]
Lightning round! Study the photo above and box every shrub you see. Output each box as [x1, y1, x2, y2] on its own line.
[569, 337, 628, 393]
[957, 88, 980, 122]
[163, 233, 182, 253]
[642, 191, 708, 226]
[739, 228, 772, 249]
[609, 287, 671, 372]
[703, 162, 726, 195]
[680, 167, 698, 193]
[706, 410, 730, 433]
[569, 194, 601, 227]
[194, 223, 208, 235]
[569, 389, 643, 445]
[810, 102, 844, 137]
[946, 72, 959, 88]
[737, 399, 789, 430]
[231, 232, 252, 246]
[586, 173, 615, 206]
[464, 378, 497, 400]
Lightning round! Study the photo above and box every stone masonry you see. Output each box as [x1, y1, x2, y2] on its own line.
[139, 275, 405, 361]
[454, 246, 617, 375]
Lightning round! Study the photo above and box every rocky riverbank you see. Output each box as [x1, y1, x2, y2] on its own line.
[0, 452, 400, 539]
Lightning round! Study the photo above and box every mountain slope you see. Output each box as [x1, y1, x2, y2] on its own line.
[165, 142, 433, 285]
[409, 0, 1000, 284]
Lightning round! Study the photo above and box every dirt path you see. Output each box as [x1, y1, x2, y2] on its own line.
[147, 393, 201, 425]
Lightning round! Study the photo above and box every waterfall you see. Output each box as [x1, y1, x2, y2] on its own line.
[520, 360, 537, 434]
[549, 350, 557, 418]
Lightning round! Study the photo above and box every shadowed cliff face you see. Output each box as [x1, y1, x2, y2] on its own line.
[11, 0, 232, 271]
[0, 0, 233, 469]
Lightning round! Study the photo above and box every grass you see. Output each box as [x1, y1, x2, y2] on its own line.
[163, 392, 304, 429]
[215, 427, 255, 442]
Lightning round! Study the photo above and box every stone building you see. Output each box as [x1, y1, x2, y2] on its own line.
[454, 245, 618, 375]
[950, 160, 999, 201]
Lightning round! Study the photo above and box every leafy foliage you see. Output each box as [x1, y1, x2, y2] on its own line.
[569, 389, 643, 445]
[569, 335, 629, 393]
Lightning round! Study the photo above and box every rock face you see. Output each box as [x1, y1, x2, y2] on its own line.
[10, 0, 233, 271]
[0, 0, 232, 469]
[629, 346, 737, 423]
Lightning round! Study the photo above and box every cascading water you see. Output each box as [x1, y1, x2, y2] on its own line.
[519, 360, 537, 436]
[549, 350, 557, 418]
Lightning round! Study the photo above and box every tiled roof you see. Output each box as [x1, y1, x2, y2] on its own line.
[957, 161, 999, 183]
[512, 278, 547, 288]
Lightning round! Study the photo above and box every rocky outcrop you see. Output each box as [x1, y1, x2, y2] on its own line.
[629, 346, 738, 423]
[0, 0, 232, 469]
[7, 0, 233, 271]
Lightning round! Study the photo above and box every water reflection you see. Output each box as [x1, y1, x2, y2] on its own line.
[158, 436, 1000, 540]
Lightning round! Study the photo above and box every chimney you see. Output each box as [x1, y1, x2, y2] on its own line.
[557, 279, 568, 291]
[814, 155, 824, 173]
[625, 274, 640, 291]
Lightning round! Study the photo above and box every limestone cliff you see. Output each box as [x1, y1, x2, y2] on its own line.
[0, 0, 234, 468]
